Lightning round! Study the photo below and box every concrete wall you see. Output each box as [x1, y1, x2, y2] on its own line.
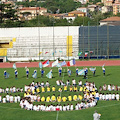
[0, 26, 79, 37]
[0, 26, 80, 61]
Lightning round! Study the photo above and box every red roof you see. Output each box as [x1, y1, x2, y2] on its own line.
[100, 16, 120, 22]
[68, 10, 85, 14]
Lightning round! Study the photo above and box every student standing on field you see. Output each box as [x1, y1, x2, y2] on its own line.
[102, 67, 105, 76]
[93, 110, 101, 120]
[58, 67, 62, 77]
[15, 69, 18, 80]
[26, 68, 29, 79]
[41, 69, 44, 77]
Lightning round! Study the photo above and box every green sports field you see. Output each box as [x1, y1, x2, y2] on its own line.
[0, 66, 120, 120]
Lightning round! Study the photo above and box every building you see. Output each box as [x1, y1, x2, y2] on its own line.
[63, 15, 76, 21]
[101, 0, 107, 4]
[113, 0, 120, 15]
[68, 10, 86, 17]
[74, 0, 89, 4]
[19, 7, 47, 20]
[88, 5, 98, 12]
[49, 14, 65, 19]
[100, 16, 120, 25]
[104, 1, 113, 6]
[101, 6, 113, 13]
[76, 7, 88, 16]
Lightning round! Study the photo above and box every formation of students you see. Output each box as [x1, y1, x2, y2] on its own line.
[0, 94, 21, 103]
[99, 84, 118, 91]
[24, 80, 98, 94]
[20, 98, 97, 111]
[0, 86, 23, 93]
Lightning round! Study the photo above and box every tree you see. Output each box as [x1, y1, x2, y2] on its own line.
[73, 17, 91, 26]
[0, 3, 24, 27]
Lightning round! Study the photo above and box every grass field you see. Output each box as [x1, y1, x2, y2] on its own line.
[0, 66, 120, 120]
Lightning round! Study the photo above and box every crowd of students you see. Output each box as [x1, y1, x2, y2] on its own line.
[0, 94, 21, 103]
[19, 98, 97, 111]
[0, 87, 23, 93]
[99, 84, 118, 91]
[0, 78, 119, 112]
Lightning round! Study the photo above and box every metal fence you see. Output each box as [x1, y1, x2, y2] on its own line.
[79, 26, 120, 58]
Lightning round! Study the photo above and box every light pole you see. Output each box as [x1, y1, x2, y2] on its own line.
[53, 17, 55, 60]
[97, 19, 98, 59]
[68, 20, 70, 60]
[38, 7, 40, 61]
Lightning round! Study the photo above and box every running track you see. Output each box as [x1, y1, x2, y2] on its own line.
[0, 60, 120, 68]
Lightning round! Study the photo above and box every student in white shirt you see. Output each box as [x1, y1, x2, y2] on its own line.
[46, 105, 50, 111]
[53, 105, 56, 111]
[66, 80, 70, 86]
[56, 80, 60, 86]
[66, 104, 70, 111]
[33, 105, 37, 111]
[95, 92, 99, 101]
[72, 79, 76, 86]
[108, 84, 111, 91]
[28, 102, 33, 110]
[6, 87, 9, 93]
[46, 81, 50, 87]
[10, 87, 13, 93]
[6, 93, 10, 103]
[78, 80, 82, 86]
[41, 81, 44, 87]
[0, 95, 2, 102]
[14, 95, 18, 103]
[112, 93, 115, 100]
[75, 103, 79, 110]
[116, 93, 119, 101]
[0, 88, 2, 93]
[17, 94, 21, 102]
[63, 104, 66, 111]
[3, 96, 6, 103]
[102, 93, 105, 100]
[70, 104, 73, 111]
[59, 104, 62, 111]
[13, 86, 16, 93]
[105, 93, 109, 101]
[10, 95, 14, 103]
[20, 99, 24, 108]
[112, 85, 115, 91]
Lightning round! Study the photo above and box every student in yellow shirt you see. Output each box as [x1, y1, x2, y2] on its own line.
[58, 87, 62, 92]
[83, 86, 87, 92]
[73, 94, 78, 101]
[32, 90, 35, 94]
[27, 88, 31, 93]
[64, 85, 67, 92]
[51, 94, 56, 102]
[68, 94, 72, 101]
[36, 87, 40, 93]
[57, 95, 61, 102]
[92, 87, 95, 92]
[62, 96, 67, 102]
[69, 86, 73, 92]
[41, 96, 45, 102]
[24, 92, 27, 97]
[47, 87, 50, 92]
[41, 87, 45, 93]
[46, 95, 51, 102]
[78, 94, 83, 100]
[52, 86, 56, 92]
[79, 86, 83, 92]
[74, 86, 78, 92]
